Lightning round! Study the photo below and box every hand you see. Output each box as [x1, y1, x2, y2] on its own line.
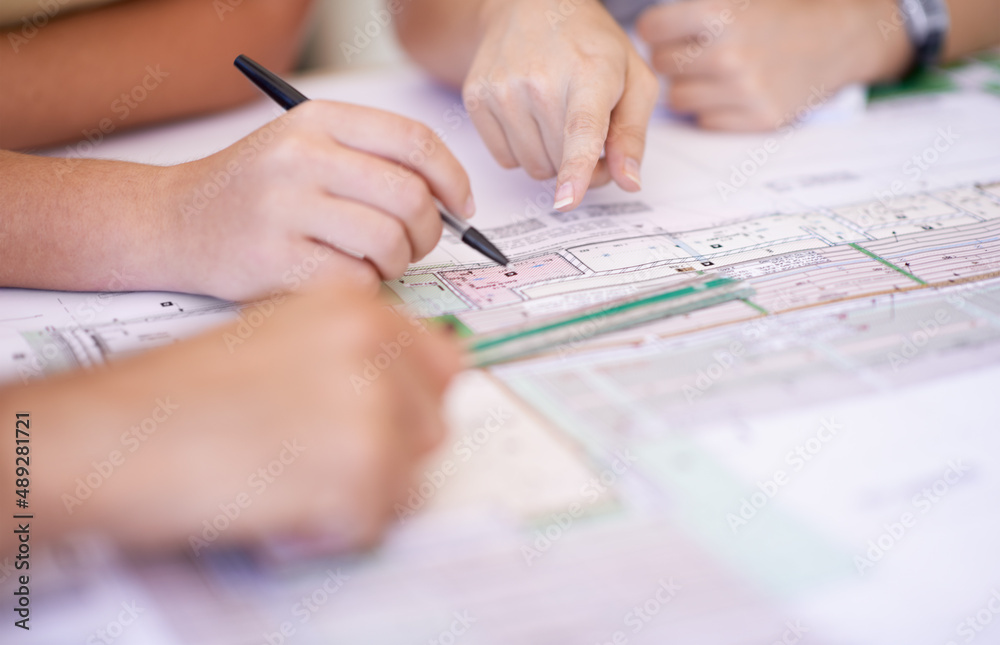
[162, 100, 475, 301]
[464, 0, 658, 211]
[14, 282, 462, 554]
[637, 0, 913, 131]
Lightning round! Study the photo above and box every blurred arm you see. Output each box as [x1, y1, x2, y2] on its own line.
[0, 0, 314, 149]
[942, 0, 1000, 62]
[0, 285, 461, 556]
[395, 0, 488, 87]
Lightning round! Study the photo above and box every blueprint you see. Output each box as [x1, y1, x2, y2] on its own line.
[4, 56, 1000, 645]
[388, 180, 1000, 336]
[3, 56, 999, 385]
[4, 178, 999, 386]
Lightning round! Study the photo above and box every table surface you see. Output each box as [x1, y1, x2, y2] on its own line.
[4, 61, 1000, 644]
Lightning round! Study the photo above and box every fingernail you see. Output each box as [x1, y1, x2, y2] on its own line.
[464, 194, 476, 218]
[624, 157, 642, 188]
[553, 183, 574, 210]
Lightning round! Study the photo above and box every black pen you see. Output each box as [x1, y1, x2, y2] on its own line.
[234, 54, 509, 267]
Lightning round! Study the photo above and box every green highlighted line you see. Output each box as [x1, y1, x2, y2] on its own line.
[741, 298, 769, 315]
[468, 278, 738, 353]
[849, 242, 928, 285]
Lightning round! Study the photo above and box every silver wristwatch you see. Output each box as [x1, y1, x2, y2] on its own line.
[898, 0, 950, 72]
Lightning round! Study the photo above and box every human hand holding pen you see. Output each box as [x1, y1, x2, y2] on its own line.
[161, 96, 477, 301]
[0, 99, 476, 299]
[234, 55, 508, 267]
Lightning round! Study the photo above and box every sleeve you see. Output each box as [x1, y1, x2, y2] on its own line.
[602, 0, 662, 26]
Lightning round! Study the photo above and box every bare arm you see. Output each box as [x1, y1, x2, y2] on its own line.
[395, 0, 486, 88]
[397, 0, 1000, 86]
[633, 0, 1000, 132]
[0, 150, 181, 291]
[943, 0, 1000, 62]
[0, 284, 461, 556]
[0, 100, 475, 299]
[0, 0, 314, 150]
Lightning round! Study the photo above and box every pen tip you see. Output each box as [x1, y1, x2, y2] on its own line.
[462, 227, 510, 267]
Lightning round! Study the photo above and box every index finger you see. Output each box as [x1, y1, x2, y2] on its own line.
[297, 101, 476, 219]
[554, 82, 617, 212]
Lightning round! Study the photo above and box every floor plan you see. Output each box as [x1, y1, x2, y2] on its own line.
[6, 56, 1000, 645]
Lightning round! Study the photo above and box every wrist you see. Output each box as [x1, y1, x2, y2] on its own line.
[476, 0, 512, 34]
[476, 0, 604, 32]
[94, 161, 197, 295]
[149, 161, 207, 295]
[852, 0, 916, 83]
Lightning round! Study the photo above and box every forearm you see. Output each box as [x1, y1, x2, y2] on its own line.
[862, 0, 1000, 82]
[0, 150, 186, 292]
[0, 367, 138, 555]
[0, 330, 245, 553]
[943, 0, 1000, 61]
[395, 0, 499, 87]
[0, 0, 314, 150]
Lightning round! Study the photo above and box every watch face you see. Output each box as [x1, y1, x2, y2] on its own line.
[899, 0, 949, 70]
